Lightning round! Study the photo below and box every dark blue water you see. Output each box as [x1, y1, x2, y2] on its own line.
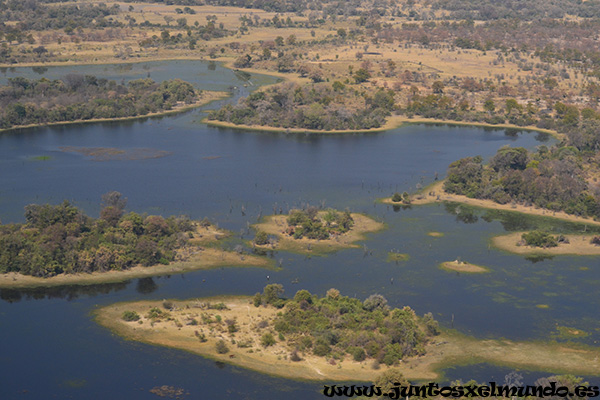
[0, 61, 598, 399]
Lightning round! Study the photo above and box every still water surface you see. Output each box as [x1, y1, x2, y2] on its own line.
[0, 61, 597, 399]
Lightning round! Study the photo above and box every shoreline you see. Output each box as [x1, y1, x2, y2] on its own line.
[1, 57, 562, 139]
[382, 180, 600, 228]
[492, 232, 600, 256]
[0, 248, 273, 289]
[95, 296, 600, 382]
[203, 114, 562, 139]
[0, 91, 229, 135]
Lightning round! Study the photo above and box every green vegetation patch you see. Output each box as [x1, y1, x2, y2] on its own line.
[286, 208, 353, 240]
[254, 284, 439, 366]
[386, 252, 410, 263]
[0, 191, 197, 277]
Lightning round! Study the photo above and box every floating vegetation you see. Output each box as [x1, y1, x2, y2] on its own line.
[63, 379, 87, 388]
[149, 385, 188, 399]
[30, 155, 51, 161]
[536, 304, 550, 309]
[553, 326, 590, 340]
[60, 146, 171, 161]
[386, 252, 410, 263]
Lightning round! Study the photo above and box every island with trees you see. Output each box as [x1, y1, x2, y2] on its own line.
[0, 192, 271, 288]
[251, 208, 384, 254]
[0, 75, 225, 132]
[492, 231, 600, 256]
[95, 284, 600, 382]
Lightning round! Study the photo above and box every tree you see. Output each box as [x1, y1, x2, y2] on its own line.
[100, 191, 127, 226]
[374, 369, 409, 394]
[432, 81, 444, 94]
[353, 68, 371, 83]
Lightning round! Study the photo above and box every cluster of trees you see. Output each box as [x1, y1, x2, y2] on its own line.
[0, 1, 121, 37]
[431, 0, 600, 21]
[0, 192, 196, 277]
[0, 75, 198, 129]
[444, 145, 600, 218]
[286, 208, 354, 240]
[520, 231, 559, 248]
[254, 285, 438, 366]
[208, 82, 395, 130]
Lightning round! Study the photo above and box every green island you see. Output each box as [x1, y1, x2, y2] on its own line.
[0, 192, 272, 288]
[0, 75, 226, 132]
[95, 285, 600, 382]
[251, 208, 384, 254]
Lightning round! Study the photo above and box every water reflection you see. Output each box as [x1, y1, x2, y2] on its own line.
[0, 281, 129, 303]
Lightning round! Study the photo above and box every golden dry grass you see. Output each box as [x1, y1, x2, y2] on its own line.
[95, 296, 600, 382]
[251, 213, 385, 254]
[492, 232, 600, 256]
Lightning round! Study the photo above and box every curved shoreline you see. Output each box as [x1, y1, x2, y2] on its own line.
[382, 180, 600, 228]
[0, 91, 229, 135]
[95, 296, 600, 382]
[203, 114, 562, 138]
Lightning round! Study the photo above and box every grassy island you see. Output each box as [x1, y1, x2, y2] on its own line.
[492, 232, 600, 256]
[0, 192, 272, 288]
[251, 208, 384, 254]
[439, 261, 489, 274]
[96, 286, 600, 381]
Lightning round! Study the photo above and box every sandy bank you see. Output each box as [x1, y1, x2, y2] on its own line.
[492, 232, 600, 256]
[439, 261, 489, 273]
[95, 297, 600, 382]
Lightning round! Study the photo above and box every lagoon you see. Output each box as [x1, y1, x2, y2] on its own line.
[0, 60, 598, 399]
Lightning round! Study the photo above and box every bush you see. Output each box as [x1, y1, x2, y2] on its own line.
[122, 310, 140, 321]
[521, 231, 558, 248]
[351, 347, 366, 362]
[391, 192, 402, 202]
[215, 340, 229, 354]
[591, 236, 600, 245]
[261, 332, 276, 347]
[254, 231, 269, 245]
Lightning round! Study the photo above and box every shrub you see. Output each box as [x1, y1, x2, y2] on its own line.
[591, 236, 600, 245]
[254, 231, 269, 245]
[261, 332, 276, 347]
[521, 231, 558, 248]
[391, 192, 402, 202]
[352, 347, 366, 362]
[215, 340, 229, 354]
[122, 310, 140, 321]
